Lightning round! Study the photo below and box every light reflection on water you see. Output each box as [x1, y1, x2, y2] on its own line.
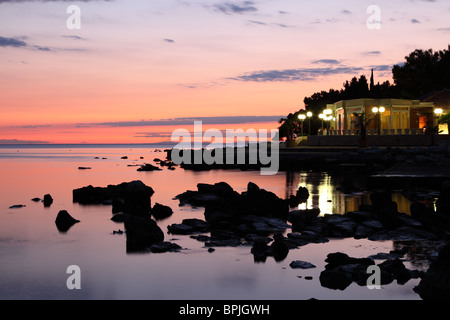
[285, 171, 418, 216]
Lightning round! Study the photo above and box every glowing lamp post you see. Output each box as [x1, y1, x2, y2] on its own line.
[372, 106, 385, 135]
[306, 111, 313, 135]
[435, 108, 443, 133]
[319, 114, 325, 133]
[323, 109, 332, 134]
[298, 114, 306, 136]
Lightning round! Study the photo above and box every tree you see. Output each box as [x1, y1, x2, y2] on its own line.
[370, 69, 375, 94]
[392, 45, 450, 98]
[278, 113, 301, 141]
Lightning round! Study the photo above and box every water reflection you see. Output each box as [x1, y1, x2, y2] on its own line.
[285, 171, 371, 215]
[284, 171, 427, 216]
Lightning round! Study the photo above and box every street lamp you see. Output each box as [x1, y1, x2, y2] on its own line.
[306, 111, 313, 135]
[322, 110, 333, 134]
[435, 108, 443, 133]
[372, 106, 385, 135]
[319, 114, 325, 133]
[298, 114, 306, 136]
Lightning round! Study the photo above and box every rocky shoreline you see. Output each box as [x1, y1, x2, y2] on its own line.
[66, 174, 450, 299]
[11, 142, 448, 300]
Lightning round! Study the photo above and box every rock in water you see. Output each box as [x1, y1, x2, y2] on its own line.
[55, 210, 80, 233]
[151, 203, 173, 220]
[149, 242, 181, 253]
[289, 260, 316, 269]
[241, 182, 289, 220]
[288, 209, 320, 231]
[124, 215, 164, 253]
[73, 180, 154, 217]
[137, 163, 161, 171]
[9, 204, 26, 209]
[43, 194, 53, 207]
[319, 269, 353, 290]
[414, 244, 450, 300]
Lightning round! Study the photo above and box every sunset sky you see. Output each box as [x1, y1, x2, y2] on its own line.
[1, 0, 449, 144]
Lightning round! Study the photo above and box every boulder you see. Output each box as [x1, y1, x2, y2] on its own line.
[176, 182, 289, 222]
[270, 234, 289, 262]
[124, 215, 164, 253]
[289, 260, 316, 269]
[151, 203, 173, 220]
[9, 204, 25, 209]
[378, 258, 415, 285]
[368, 227, 437, 241]
[73, 181, 154, 217]
[296, 186, 309, 201]
[324, 214, 357, 237]
[414, 244, 450, 300]
[149, 241, 182, 253]
[367, 252, 405, 261]
[240, 216, 290, 235]
[287, 230, 329, 246]
[250, 234, 289, 262]
[288, 209, 320, 231]
[43, 194, 53, 207]
[111, 213, 131, 223]
[55, 210, 80, 233]
[353, 224, 377, 239]
[288, 187, 310, 207]
[324, 252, 375, 270]
[197, 182, 237, 199]
[241, 182, 289, 220]
[319, 252, 421, 290]
[167, 218, 211, 235]
[175, 190, 223, 207]
[319, 269, 353, 290]
[137, 163, 162, 171]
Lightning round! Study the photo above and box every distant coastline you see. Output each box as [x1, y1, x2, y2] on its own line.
[0, 143, 177, 149]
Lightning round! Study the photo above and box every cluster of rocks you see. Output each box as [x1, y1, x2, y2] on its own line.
[168, 181, 316, 261]
[73, 180, 154, 216]
[136, 158, 177, 171]
[319, 252, 424, 291]
[345, 144, 450, 167]
[167, 180, 450, 267]
[10, 194, 54, 210]
[290, 188, 450, 242]
[174, 181, 291, 220]
[73, 180, 178, 253]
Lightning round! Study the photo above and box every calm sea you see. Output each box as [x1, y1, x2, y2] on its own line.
[0, 145, 422, 300]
